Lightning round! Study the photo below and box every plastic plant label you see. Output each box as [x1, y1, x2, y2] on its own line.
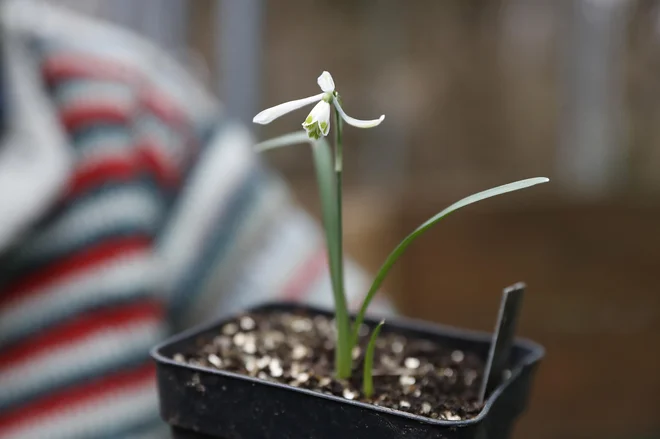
[479, 282, 526, 403]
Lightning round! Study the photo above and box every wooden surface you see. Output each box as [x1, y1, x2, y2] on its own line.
[393, 200, 660, 439]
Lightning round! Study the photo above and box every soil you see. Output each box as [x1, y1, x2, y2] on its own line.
[176, 310, 485, 421]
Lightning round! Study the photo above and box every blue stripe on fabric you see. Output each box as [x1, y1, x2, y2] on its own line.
[66, 122, 220, 207]
[193, 119, 218, 148]
[0, 288, 156, 351]
[44, 176, 168, 226]
[95, 414, 166, 439]
[175, 119, 222, 187]
[0, 180, 165, 289]
[1, 121, 219, 286]
[168, 165, 264, 318]
[2, 179, 165, 260]
[158, 120, 226, 225]
[0, 354, 154, 412]
[6, 227, 157, 282]
[71, 123, 133, 152]
[136, 113, 176, 140]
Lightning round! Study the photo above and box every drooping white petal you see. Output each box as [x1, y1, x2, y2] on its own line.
[317, 71, 335, 93]
[313, 100, 331, 135]
[302, 100, 331, 139]
[333, 99, 385, 129]
[253, 93, 325, 124]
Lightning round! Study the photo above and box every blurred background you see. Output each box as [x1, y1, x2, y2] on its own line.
[22, 0, 660, 438]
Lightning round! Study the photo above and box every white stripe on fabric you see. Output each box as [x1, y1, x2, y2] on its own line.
[252, 208, 322, 298]
[74, 148, 137, 171]
[0, 254, 156, 346]
[215, 207, 322, 318]
[344, 259, 396, 317]
[77, 128, 133, 159]
[300, 271, 334, 313]
[134, 114, 186, 166]
[180, 177, 289, 327]
[156, 124, 253, 302]
[13, 187, 161, 263]
[2, 0, 219, 123]
[53, 79, 135, 110]
[0, 3, 74, 253]
[303, 256, 395, 318]
[0, 375, 158, 439]
[304, 259, 369, 312]
[0, 320, 164, 408]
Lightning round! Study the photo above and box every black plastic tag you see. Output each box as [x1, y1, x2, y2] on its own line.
[479, 282, 526, 403]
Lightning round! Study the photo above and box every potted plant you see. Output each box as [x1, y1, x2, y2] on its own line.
[151, 71, 548, 439]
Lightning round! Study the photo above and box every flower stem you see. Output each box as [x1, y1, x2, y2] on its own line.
[334, 106, 343, 172]
[333, 106, 351, 379]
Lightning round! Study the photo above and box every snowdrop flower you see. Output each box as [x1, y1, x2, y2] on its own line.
[303, 100, 331, 140]
[253, 71, 385, 139]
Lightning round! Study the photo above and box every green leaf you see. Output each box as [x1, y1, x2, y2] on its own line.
[254, 131, 310, 153]
[258, 131, 352, 379]
[362, 320, 385, 398]
[311, 138, 351, 379]
[350, 177, 550, 347]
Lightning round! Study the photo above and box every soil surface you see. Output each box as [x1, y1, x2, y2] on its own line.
[176, 310, 486, 420]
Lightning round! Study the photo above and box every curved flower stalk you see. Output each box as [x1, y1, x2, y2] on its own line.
[253, 71, 385, 140]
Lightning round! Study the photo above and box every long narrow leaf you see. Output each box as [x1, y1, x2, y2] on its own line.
[362, 320, 384, 398]
[331, 111, 351, 376]
[311, 138, 351, 378]
[254, 131, 311, 153]
[350, 177, 549, 346]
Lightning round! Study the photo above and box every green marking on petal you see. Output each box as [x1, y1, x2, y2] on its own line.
[320, 121, 328, 130]
[305, 115, 314, 124]
[303, 121, 323, 140]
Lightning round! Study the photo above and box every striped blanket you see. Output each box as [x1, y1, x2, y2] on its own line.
[0, 2, 393, 438]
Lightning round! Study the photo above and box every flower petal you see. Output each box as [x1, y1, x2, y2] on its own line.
[253, 93, 325, 124]
[317, 71, 335, 93]
[333, 99, 385, 129]
[302, 101, 331, 139]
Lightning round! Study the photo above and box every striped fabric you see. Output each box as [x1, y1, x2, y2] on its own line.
[0, 2, 393, 438]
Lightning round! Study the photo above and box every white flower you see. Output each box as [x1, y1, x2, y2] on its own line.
[317, 70, 335, 93]
[252, 71, 385, 138]
[302, 100, 331, 139]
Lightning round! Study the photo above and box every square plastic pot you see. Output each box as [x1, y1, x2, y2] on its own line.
[151, 302, 544, 439]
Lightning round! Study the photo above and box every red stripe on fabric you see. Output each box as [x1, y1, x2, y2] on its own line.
[61, 104, 130, 132]
[42, 54, 136, 85]
[0, 363, 155, 432]
[66, 157, 137, 198]
[65, 143, 179, 198]
[137, 141, 180, 187]
[140, 88, 201, 177]
[280, 249, 327, 301]
[0, 236, 151, 307]
[0, 300, 163, 370]
[141, 88, 188, 129]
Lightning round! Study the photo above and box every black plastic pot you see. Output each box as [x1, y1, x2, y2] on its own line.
[151, 302, 544, 439]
